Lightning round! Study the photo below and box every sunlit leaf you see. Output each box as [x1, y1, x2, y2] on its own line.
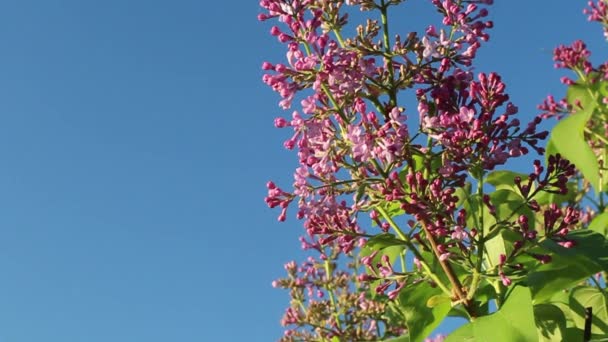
[589, 212, 608, 236]
[548, 80, 600, 190]
[568, 286, 608, 336]
[398, 282, 451, 342]
[445, 286, 537, 342]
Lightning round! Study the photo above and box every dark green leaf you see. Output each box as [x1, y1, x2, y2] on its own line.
[563, 327, 585, 341]
[381, 335, 410, 342]
[528, 259, 597, 304]
[548, 230, 608, 272]
[529, 230, 608, 302]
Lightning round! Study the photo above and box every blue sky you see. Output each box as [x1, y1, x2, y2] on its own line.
[0, 1, 602, 341]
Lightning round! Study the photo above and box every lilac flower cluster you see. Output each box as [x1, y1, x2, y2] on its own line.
[262, 0, 546, 257]
[419, 71, 547, 172]
[540, 36, 608, 119]
[585, 0, 608, 38]
[260, 0, 589, 339]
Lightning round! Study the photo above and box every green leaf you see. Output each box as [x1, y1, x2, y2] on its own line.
[597, 79, 608, 98]
[486, 169, 577, 205]
[362, 243, 405, 299]
[381, 335, 410, 342]
[567, 81, 598, 111]
[468, 282, 497, 317]
[462, 193, 479, 230]
[534, 304, 567, 341]
[490, 189, 532, 224]
[411, 153, 425, 172]
[427, 294, 451, 308]
[472, 189, 533, 243]
[398, 282, 451, 342]
[362, 234, 406, 298]
[418, 249, 468, 292]
[484, 229, 520, 269]
[589, 212, 608, 236]
[545, 291, 595, 340]
[454, 182, 472, 208]
[486, 170, 528, 192]
[533, 181, 578, 205]
[569, 286, 608, 336]
[528, 258, 597, 304]
[554, 230, 608, 271]
[563, 327, 585, 341]
[548, 81, 599, 190]
[373, 202, 404, 227]
[529, 230, 608, 302]
[410, 151, 442, 173]
[445, 286, 538, 342]
[365, 233, 406, 250]
[482, 190, 534, 267]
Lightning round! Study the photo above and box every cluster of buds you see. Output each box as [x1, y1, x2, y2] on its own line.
[272, 252, 407, 341]
[515, 154, 576, 200]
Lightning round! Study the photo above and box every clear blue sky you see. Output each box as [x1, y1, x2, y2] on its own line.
[0, 1, 602, 341]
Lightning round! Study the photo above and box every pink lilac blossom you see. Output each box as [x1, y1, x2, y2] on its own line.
[419, 71, 547, 172]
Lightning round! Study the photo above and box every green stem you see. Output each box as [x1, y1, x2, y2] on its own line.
[324, 260, 342, 327]
[494, 280, 505, 310]
[585, 127, 608, 145]
[419, 220, 475, 318]
[400, 250, 407, 273]
[372, 159, 388, 178]
[333, 29, 346, 48]
[375, 206, 452, 296]
[468, 172, 486, 300]
[311, 178, 383, 190]
[379, 1, 398, 110]
[299, 35, 349, 124]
